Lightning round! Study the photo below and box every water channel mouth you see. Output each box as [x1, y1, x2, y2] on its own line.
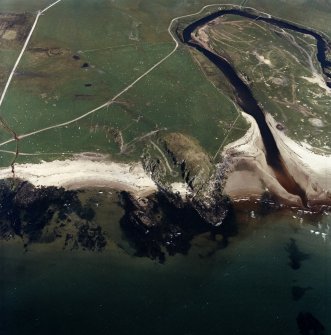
[178, 8, 331, 207]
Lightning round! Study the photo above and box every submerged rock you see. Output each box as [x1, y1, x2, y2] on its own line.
[78, 222, 107, 252]
[285, 238, 310, 270]
[0, 179, 104, 250]
[292, 286, 312, 301]
[297, 312, 325, 335]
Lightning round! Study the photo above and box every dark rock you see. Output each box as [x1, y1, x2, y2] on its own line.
[73, 54, 80, 60]
[292, 286, 312, 301]
[191, 194, 230, 226]
[0, 179, 96, 247]
[260, 191, 281, 213]
[276, 123, 284, 130]
[285, 238, 310, 270]
[297, 312, 325, 335]
[77, 222, 107, 251]
[78, 205, 95, 221]
[81, 62, 89, 68]
[119, 190, 235, 262]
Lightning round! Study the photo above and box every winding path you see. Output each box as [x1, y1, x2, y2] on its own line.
[0, 0, 63, 109]
[0, 3, 226, 148]
[3, 2, 326, 149]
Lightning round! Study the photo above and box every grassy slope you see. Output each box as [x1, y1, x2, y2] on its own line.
[0, 0, 245, 167]
[0, 0, 329, 167]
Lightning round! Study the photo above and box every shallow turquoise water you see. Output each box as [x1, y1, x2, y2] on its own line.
[1, 210, 330, 335]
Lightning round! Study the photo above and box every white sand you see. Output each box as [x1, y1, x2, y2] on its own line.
[2, 30, 17, 40]
[197, 26, 210, 44]
[0, 114, 329, 206]
[253, 52, 273, 67]
[223, 112, 331, 206]
[266, 114, 331, 203]
[0, 156, 157, 197]
[223, 114, 302, 205]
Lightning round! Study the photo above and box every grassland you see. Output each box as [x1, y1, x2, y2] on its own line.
[199, 14, 331, 153]
[0, 0, 330, 171]
[0, 0, 248, 169]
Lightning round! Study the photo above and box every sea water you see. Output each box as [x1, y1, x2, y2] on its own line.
[1, 207, 330, 335]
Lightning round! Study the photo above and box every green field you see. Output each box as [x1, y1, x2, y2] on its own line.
[0, 0, 330, 168]
[0, 0, 247, 167]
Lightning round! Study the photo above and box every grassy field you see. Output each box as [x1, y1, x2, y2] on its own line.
[0, 0, 246, 167]
[248, 0, 331, 37]
[0, 0, 329, 168]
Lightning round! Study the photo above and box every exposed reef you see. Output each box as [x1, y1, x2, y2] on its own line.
[119, 190, 236, 263]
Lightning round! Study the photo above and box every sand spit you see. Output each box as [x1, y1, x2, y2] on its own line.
[0, 156, 157, 197]
[223, 114, 302, 206]
[266, 114, 331, 205]
[223, 113, 331, 207]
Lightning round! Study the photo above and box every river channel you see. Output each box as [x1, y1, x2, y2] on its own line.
[180, 8, 331, 207]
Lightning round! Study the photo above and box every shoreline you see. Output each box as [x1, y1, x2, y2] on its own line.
[0, 114, 330, 210]
[223, 113, 331, 209]
[223, 113, 302, 207]
[0, 155, 158, 197]
[267, 114, 331, 206]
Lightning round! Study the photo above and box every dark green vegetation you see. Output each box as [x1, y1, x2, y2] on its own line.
[0, 12, 34, 97]
[0, 0, 329, 255]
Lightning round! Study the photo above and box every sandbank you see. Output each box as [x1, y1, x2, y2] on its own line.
[223, 113, 331, 207]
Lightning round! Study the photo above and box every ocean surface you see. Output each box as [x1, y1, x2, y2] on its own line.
[1, 205, 330, 335]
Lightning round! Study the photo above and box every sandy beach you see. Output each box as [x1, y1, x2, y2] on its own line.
[0, 113, 329, 208]
[0, 155, 158, 197]
[223, 113, 331, 207]
[223, 114, 302, 206]
[267, 114, 331, 205]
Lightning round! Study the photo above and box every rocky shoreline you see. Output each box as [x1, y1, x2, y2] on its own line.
[0, 123, 329, 260]
[0, 178, 107, 252]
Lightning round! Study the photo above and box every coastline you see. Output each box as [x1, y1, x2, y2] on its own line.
[222, 114, 302, 207]
[223, 113, 331, 208]
[0, 155, 157, 197]
[267, 114, 331, 206]
[0, 114, 330, 209]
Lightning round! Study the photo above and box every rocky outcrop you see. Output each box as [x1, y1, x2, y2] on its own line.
[0, 179, 106, 250]
[119, 190, 236, 262]
[142, 132, 232, 227]
[163, 132, 214, 189]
